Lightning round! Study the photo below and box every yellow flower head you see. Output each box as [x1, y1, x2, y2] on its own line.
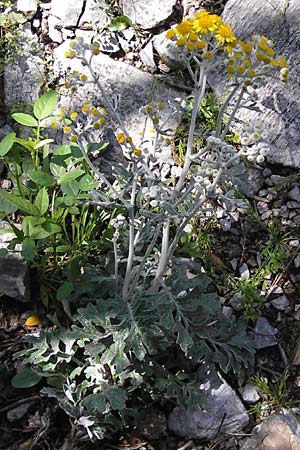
[117, 133, 125, 144]
[70, 134, 78, 142]
[193, 11, 221, 34]
[215, 23, 236, 44]
[99, 117, 106, 125]
[133, 148, 142, 157]
[166, 29, 177, 40]
[70, 112, 78, 120]
[63, 126, 71, 134]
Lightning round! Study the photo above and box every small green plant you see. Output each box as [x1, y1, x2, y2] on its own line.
[249, 371, 299, 419]
[0, 6, 27, 73]
[0, 90, 106, 303]
[229, 223, 291, 320]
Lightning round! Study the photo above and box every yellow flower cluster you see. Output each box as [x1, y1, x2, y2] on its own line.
[116, 133, 141, 157]
[226, 36, 288, 84]
[50, 103, 108, 142]
[166, 10, 237, 56]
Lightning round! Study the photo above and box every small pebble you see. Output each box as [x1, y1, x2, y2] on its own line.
[241, 383, 260, 404]
[294, 255, 300, 268]
[289, 239, 299, 248]
[239, 263, 250, 280]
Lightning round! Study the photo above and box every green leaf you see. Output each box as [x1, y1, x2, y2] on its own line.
[42, 221, 61, 235]
[34, 139, 54, 149]
[0, 132, 16, 157]
[61, 180, 80, 196]
[0, 190, 39, 215]
[33, 90, 58, 120]
[35, 187, 49, 215]
[79, 174, 97, 191]
[29, 171, 55, 187]
[11, 367, 42, 388]
[21, 238, 35, 261]
[12, 113, 38, 127]
[50, 163, 66, 178]
[106, 387, 128, 410]
[58, 169, 85, 185]
[0, 248, 8, 256]
[176, 322, 193, 353]
[22, 216, 45, 237]
[82, 393, 106, 413]
[56, 281, 74, 301]
[82, 387, 127, 413]
[109, 15, 132, 31]
[30, 225, 51, 239]
[0, 195, 18, 214]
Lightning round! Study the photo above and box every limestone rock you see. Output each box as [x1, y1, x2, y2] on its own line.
[0, 222, 29, 302]
[50, 0, 107, 29]
[240, 411, 300, 450]
[168, 364, 249, 440]
[212, 0, 300, 168]
[122, 0, 177, 29]
[16, 0, 37, 13]
[4, 27, 45, 110]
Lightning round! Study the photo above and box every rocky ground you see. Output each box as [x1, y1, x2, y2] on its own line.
[0, 0, 300, 449]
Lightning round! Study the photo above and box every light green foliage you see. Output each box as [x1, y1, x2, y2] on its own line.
[0, 91, 103, 302]
[249, 370, 299, 419]
[0, 4, 27, 73]
[230, 223, 291, 320]
[175, 93, 233, 164]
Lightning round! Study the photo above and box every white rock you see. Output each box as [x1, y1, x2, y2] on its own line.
[17, 0, 37, 13]
[122, 0, 177, 29]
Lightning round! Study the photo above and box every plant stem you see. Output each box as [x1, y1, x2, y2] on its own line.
[122, 172, 138, 301]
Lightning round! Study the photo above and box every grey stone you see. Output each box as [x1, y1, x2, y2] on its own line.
[229, 292, 243, 311]
[153, 31, 186, 68]
[0, 222, 29, 302]
[288, 186, 300, 202]
[122, 0, 177, 29]
[168, 364, 249, 440]
[241, 383, 260, 404]
[240, 411, 300, 450]
[271, 295, 289, 312]
[294, 255, 300, 268]
[254, 317, 277, 349]
[7, 401, 33, 422]
[4, 27, 45, 110]
[209, 0, 300, 168]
